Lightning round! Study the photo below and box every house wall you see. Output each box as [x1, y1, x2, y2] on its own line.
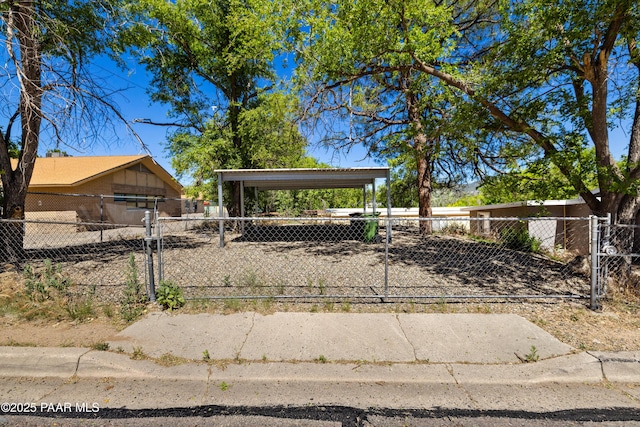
[25, 167, 182, 225]
[468, 204, 592, 255]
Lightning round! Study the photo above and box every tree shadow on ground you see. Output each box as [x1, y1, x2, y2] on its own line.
[384, 231, 588, 295]
[234, 224, 377, 243]
[19, 234, 211, 265]
[242, 227, 588, 297]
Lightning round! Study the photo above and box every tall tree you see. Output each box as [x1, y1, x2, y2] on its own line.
[0, 0, 128, 262]
[405, 0, 640, 224]
[479, 148, 599, 204]
[287, 0, 495, 233]
[126, 0, 306, 216]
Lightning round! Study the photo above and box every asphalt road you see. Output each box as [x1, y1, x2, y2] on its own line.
[2, 404, 640, 426]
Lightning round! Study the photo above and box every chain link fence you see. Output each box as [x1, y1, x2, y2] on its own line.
[157, 215, 593, 302]
[1, 192, 162, 303]
[1, 192, 606, 305]
[596, 222, 640, 300]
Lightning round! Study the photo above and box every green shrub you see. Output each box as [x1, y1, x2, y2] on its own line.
[23, 260, 71, 302]
[120, 253, 147, 322]
[65, 297, 95, 322]
[156, 280, 185, 311]
[441, 222, 467, 236]
[500, 225, 542, 253]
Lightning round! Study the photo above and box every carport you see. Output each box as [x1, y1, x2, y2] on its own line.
[214, 167, 391, 247]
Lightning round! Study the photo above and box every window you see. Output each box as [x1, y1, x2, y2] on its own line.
[114, 194, 163, 209]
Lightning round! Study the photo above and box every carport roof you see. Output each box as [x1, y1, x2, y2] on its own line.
[214, 167, 390, 190]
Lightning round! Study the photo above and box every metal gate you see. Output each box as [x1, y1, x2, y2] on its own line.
[155, 215, 595, 304]
[594, 218, 640, 309]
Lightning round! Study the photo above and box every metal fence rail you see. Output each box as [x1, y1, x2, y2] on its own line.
[157, 216, 593, 302]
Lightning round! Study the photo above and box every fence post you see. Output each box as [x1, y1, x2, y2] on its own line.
[145, 210, 156, 302]
[384, 216, 390, 299]
[590, 215, 599, 310]
[99, 195, 104, 243]
[156, 210, 163, 283]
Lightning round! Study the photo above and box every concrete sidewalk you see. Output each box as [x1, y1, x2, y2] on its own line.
[0, 312, 639, 412]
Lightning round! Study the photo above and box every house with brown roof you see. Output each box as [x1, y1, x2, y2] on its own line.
[13, 154, 183, 226]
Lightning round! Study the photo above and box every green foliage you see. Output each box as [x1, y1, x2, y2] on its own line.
[65, 297, 95, 322]
[287, 0, 471, 216]
[377, 156, 419, 209]
[120, 254, 147, 322]
[500, 226, 542, 253]
[449, 194, 486, 207]
[440, 222, 468, 236]
[480, 148, 599, 204]
[6, 141, 19, 159]
[15, 261, 96, 322]
[251, 157, 363, 214]
[156, 280, 186, 311]
[23, 260, 71, 302]
[125, 0, 307, 214]
[91, 342, 110, 351]
[131, 346, 146, 360]
[525, 345, 539, 363]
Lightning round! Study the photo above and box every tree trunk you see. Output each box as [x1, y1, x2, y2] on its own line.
[416, 150, 433, 235]
[228, 181, 242, 218]
[404, 80, 434, 235]
[0, 174, 28, 264]
[0, 215, 26, 265]
[0, 1, 43, 265]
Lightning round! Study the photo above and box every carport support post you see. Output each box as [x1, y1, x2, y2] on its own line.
[218, 173, 224, 248]
[372, 181, 376, 214]
[145, 210, 156, 302]
[386, 168, 392, 243]
[240, 181, 245, 235]
[363, 186, 367, 214]
[590, 215, 599, 310]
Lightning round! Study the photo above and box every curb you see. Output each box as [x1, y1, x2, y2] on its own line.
[1, 347, 639, 385]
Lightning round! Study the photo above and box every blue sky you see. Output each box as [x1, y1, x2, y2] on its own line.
[39, 56, 380, 186]
[35, 55, 631, 188]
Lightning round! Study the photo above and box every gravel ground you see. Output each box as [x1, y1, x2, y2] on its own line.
[11, 223, 590, 305]
[155, 225, 588, 301]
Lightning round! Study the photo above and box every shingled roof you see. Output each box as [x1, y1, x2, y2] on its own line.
[10, 155, 182, 192]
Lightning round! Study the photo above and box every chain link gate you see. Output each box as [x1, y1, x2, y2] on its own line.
[155, 215, 594, 303]
[595, 217, 640, 309]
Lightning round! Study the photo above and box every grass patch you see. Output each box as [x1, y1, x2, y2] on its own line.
[66, 297, 95, 322]
[131, 346, 146, 360]
[4, 339, 37, 347]
[2, 260, 96, 323]
[91, 342, 110, 351]
[156, 353, 189, 367]
[223, 298, 244, 313]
